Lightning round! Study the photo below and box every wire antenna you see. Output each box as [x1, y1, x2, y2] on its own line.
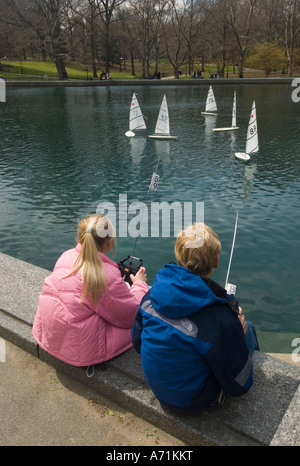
[225, 211, 239, 293]
[130, 157, 161, 261]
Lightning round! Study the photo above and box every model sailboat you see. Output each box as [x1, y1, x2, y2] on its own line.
[148, 95, 177, 140]
[201, 85, 218, 115]
[125, 93, 147, 138]
[235, 100, 259, 161]
[213, 91, 239, 132]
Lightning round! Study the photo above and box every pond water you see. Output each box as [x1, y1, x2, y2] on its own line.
[0, 82, 299, 352]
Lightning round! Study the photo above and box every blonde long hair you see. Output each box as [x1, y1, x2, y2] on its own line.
[64, 215, 116, 305]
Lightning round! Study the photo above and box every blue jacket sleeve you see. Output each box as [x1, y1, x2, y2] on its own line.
[204, 318, 253, 397]
[131, 307, 143, 354]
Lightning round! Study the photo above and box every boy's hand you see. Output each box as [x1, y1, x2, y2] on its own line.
[238, 307, 248, 334]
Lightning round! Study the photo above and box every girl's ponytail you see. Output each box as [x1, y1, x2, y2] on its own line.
[63, 215, 115, 305]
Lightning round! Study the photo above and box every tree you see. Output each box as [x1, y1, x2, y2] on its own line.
[5, 0, 71, 79]
[82, 0, 102, 78]
[284, 0, 300, 77]
[1, 0, 300, 79]
[162, 0, 190, 79]
[180, 0, 214, 76]
[230, 0, 258, 78]
[117, 4, 138, 76]
[96, 0, 127, 74]
[125, 0, 169, 79]
[246, 41, 286, 76]
[209, 0, 236, 77]
[256, 0, 285, 43]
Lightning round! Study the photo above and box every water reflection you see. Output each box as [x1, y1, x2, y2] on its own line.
[129, 137, 146, 165]
[242, 163, 257, 205]
[204, 114, 217, 140]
[153, 140, 171, 165]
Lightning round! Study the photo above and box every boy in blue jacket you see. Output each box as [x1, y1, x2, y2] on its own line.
[132, 222, 259, 413]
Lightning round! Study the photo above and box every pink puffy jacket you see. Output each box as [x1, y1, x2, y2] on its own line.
[32, 244, 148, 367]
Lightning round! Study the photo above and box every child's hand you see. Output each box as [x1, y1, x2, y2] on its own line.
[238, 307, 248, 334]
[131, 267, 147, 283]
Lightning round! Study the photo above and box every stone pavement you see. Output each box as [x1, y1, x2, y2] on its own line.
[0, 339, 183, 446]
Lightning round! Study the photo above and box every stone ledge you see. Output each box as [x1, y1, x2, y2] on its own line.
[5, 77, 294, 88]
[0, 252, 299, 446]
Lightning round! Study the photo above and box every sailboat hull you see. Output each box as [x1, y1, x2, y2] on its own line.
[148, 134, 177, 140]
[201, 111, 217, 116]
[213, 126, 239, 132]
[125, 130, 135, 138]
[235, 152, 251, 161]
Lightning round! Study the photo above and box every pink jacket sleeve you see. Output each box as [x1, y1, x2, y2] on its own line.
[96, 273, 149, 329]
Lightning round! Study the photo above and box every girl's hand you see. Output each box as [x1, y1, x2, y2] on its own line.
[130, 267, 147, 284]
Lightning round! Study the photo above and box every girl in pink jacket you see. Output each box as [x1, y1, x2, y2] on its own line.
[32, 214, 148, 367]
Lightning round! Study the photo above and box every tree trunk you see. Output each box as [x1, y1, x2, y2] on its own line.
[141, 58, 146, 79]
[288, 49, 294, 77]
[130, 49, 135, 76]
[103, 19, 110, 74]
[90, 20, 98, 78]
[174, 67, 180, 79]
[238, 54, 244, 78]
[55, 56, 68, 80]
[230, 1, 257, 81]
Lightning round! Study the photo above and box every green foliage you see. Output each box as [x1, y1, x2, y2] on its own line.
[246, 42, 286, 77]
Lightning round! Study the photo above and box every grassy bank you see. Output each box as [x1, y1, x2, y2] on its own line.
[0, 58, 280, 81]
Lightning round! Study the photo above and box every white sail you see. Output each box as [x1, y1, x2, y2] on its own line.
[213, 91, 239, 132]
[202, 85, 217, 115]
[154, 95, 169, 134]
[149, 95, 177, 139]
[245, 100, 259, 154]
[125, 93, 146, 137]
[235, 100, 259, 161]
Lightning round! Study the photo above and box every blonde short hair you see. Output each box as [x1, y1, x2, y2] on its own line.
[174, 223, 221, 277]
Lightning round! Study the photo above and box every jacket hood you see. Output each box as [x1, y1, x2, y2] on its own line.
[150, 264, 229, 319]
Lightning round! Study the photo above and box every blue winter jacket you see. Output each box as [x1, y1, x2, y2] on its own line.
[132, 264, 253, 412]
